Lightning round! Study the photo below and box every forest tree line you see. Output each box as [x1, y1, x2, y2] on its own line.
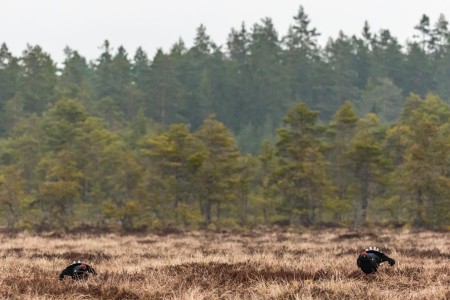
[0, 7, 449, 231]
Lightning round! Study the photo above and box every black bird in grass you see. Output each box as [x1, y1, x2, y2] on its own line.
[357, 247, 396, 274]
[59, 261, 96, 280]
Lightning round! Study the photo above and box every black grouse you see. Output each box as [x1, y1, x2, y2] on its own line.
[59, 261, 96, 280]
[357, 247, 395, 274]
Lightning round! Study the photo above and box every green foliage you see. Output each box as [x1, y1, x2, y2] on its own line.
[274, 103, 332, 225]
[19, 45, 57, 113]
[41, 99, 87, 151]
[58, 47, 93, 103]
[326, 102, 359, 224]
[0, 44, 21, 134]
[359, 78, 403, 122]
[35, 150, 82, 230]
[147, 49, 181, 125]
[0, 166, 25, 229]
[1, 12, 450, 231]
[142, 123, 203, 229]
[347, 114, 386, 226]
[194, 114, 241, 229]
[394, 94, 450, 227]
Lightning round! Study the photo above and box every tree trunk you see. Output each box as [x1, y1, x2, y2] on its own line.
[205, 199, 211, 228]
[414, 188, 424, 226]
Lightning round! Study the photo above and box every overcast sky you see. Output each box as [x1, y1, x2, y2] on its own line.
[1, 0, 449, 63]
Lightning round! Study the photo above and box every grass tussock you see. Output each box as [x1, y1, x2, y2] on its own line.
[0, 229, 449, 299]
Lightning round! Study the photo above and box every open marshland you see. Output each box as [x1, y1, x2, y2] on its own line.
[0, 229, 448, 299]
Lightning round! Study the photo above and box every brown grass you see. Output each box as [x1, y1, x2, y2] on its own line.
[0, 229, 449, 299]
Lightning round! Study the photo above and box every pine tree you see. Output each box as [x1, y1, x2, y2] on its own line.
[347, 113, 385, 226]
[35, 149, 82, 230]
[327, 102, 359, 224]
[404, 42, 435, 96]
[274, 103, 332, 225]
[41, 99, 87, 151]
[142, 124, 203, 228]
[324, 32, 361, 116]
[0, 43, 20, 110]
[226, 23, 252, 132]
[0, 166, 25, 229]
[148, 49, 181, 125]
[194, 114, 240, 229]
[283, 6, 320, 104]
[98, 139, 141, 230]
[370, 29, 405, 89]
[414, 14, 432, 52]
[58, 47, 93, 102]
[19, 45, 57, 113]
[0, 43, 21, 135]
[246, 18, 290, 145]
[397, 94, 450, 227]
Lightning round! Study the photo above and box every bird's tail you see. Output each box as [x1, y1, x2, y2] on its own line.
[386, 257, 395, 266]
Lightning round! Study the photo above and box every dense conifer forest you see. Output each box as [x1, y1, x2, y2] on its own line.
[0, 7, 449, 231]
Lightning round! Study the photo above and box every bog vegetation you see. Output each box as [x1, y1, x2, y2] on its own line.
[0, 7, 450, 231]
[0, 229, 449, 299]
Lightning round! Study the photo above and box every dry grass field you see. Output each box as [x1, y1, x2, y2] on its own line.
[0, 228, 449, 299]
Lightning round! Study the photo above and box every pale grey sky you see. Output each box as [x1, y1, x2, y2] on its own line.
[1, 0, 449, 63]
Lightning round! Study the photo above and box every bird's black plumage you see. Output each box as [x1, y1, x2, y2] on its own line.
[59, 261, 96, 280]
[357, 247, 395, 274]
